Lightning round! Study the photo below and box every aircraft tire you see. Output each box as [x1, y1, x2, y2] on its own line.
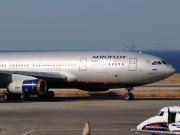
[10, 93, 21, 101]
[37, 91, 55, 99]
[48, 91, 55, 99]
[37, 94, 45, 99]
[124, 92, 134, 100]
[3, 93, 21, 101]
[21, 95, 30, 100]
[3, 93, 9, 101]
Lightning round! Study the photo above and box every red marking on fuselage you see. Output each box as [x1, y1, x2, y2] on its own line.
[77, 80, 145, 85]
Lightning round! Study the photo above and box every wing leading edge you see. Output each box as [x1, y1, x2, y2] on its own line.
[0, 70, 77, 82]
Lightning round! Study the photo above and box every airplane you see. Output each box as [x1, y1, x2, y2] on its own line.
[131, 106, 180, 135]
[0, 50, 175, 101]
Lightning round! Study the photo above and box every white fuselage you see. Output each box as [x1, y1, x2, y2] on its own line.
[137, 106, 180, 132]
[0, 51, 175, 90]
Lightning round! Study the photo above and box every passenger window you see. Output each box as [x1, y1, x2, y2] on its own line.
[152, 61, 157, 65]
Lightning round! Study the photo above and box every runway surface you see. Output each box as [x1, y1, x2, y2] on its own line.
[0, 96, 180, 135]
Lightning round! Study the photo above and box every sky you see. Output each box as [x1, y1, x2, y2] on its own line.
[0, 0, 180, 50]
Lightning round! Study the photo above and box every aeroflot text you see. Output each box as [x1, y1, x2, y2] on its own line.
[92, 55, 126, 59]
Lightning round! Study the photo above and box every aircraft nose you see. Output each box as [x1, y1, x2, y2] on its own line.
[137, 122, 145, 130]
[166, 66, 176, 76]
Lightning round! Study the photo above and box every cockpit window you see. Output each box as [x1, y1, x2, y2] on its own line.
[152, 61, 158, 65]
[152, 61, 168, 65]
[161, 61, 168, 65]
[158, 61, 162, 64]
[156, 111, 164, 116]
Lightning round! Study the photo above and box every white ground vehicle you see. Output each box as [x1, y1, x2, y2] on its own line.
[131, 106, 180, 135]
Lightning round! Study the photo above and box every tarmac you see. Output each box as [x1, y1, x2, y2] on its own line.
[0, 96, 180, 135]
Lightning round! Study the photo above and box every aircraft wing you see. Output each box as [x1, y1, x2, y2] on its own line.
[0, 70, 76, 82]
[131, 129, 180, 135]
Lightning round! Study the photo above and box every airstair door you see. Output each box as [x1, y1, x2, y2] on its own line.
[79, 58, 87, 71]
[129, 58, 137, 71]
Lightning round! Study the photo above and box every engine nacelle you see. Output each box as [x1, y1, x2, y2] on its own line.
[7, 79, 47, 95]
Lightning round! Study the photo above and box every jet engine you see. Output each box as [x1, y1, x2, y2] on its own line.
[7, 79, 47, 95]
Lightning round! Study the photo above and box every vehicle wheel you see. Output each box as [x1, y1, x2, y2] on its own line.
[124, 92, 134, 101]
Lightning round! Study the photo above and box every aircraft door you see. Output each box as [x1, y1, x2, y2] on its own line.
[79, 58, 87, 71]
[129, 58, 137, 71]
[175, 111, 180, 122]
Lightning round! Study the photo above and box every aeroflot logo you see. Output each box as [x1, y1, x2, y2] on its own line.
[92, 55, 126, 59]
[172, 124, 180, 128]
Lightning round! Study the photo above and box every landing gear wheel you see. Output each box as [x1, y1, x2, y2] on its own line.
[21, 95, 30, 100]
[48, 91, 55, 99]
[3, 93, 9, 101]
[10, 93, 21, 101]
[38, 91, 55, 99]
[124, 92, 134, 101]
[3, 93, 21, 101]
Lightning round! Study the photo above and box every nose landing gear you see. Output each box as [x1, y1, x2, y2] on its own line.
[124, 87, 134, 100]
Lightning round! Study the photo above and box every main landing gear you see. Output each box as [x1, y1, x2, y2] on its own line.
[3, 93, 21, 101]
[3, 91, 55, 101]
[124, 87, 134, 101]
[38, 91, 55, 99]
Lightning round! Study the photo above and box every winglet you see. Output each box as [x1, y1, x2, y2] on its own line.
[82, 121, 90, 135]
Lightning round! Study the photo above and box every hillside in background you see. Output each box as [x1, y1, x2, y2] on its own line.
[114, 45, 175, 51]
